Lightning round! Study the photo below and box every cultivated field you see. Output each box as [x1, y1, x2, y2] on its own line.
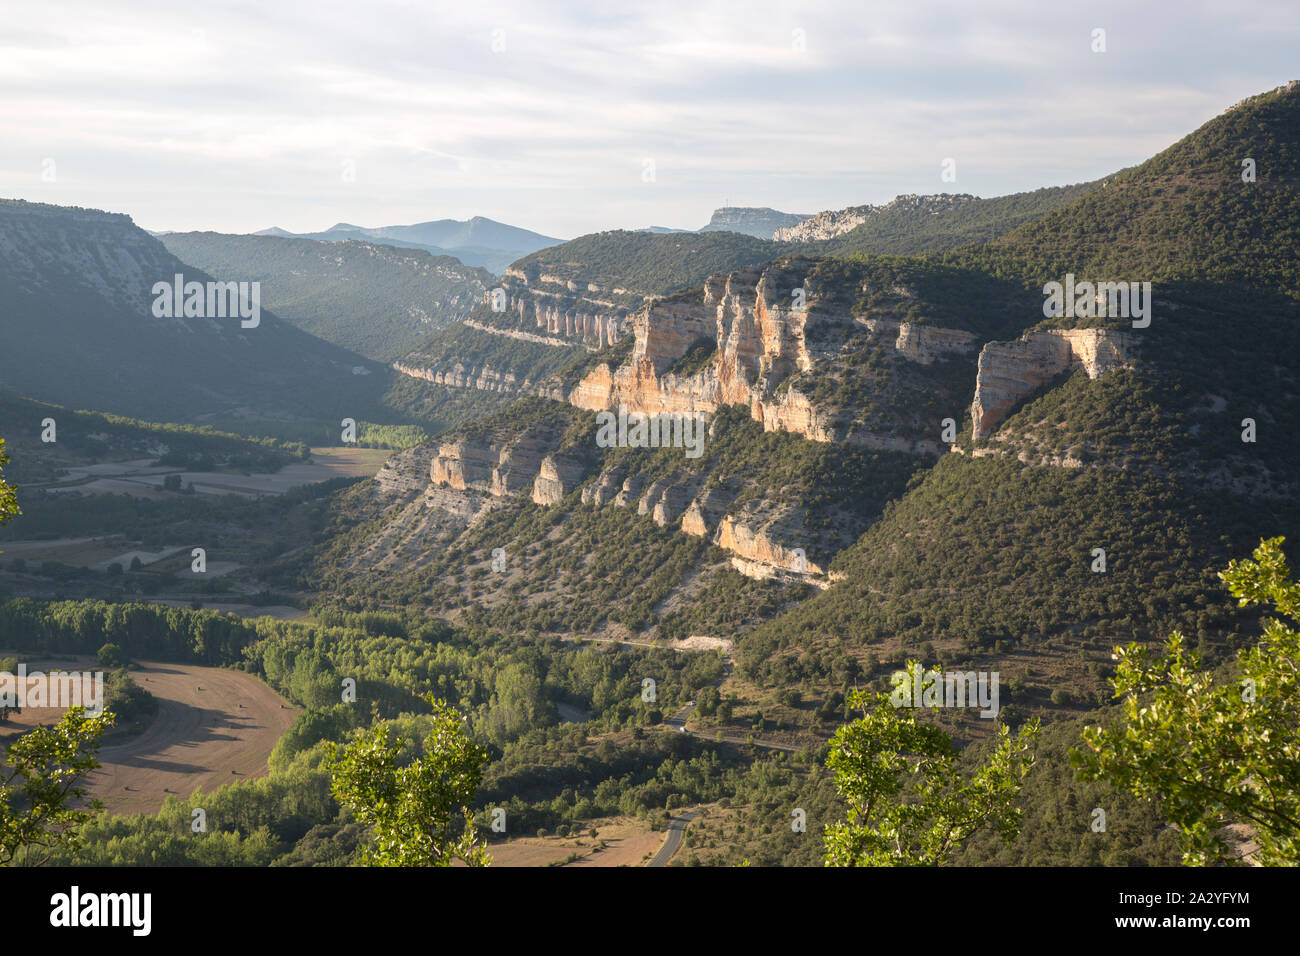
[30, 446, 391, 499]
[479, 817, 664, 867]
[0, 656, 297, 815]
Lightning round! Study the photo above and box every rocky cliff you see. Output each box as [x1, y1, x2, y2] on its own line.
[773, 193, 978, 242]
[698, 206, 811, 238]
[971, 328, 1132, 439]
[569, 261, 977, 448]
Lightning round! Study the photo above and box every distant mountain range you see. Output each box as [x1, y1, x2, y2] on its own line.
[251, 216, 564, 275]
[0, 199, 457, 438]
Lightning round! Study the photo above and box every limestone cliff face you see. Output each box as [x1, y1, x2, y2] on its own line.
[772, 193, 978, 242]
[569, 262, 978, 447]
[891, 322, 978, 364]
[394, 359, 526, 393]
[494, 273, 632, 347]
[430, 438, 499, 492]
[531, 453, 589, 505]
[430, 430, 557, 496]
[971, 329, 1132, 439]
[715, 515, 825, 578]
[373, 444, 437, 497]
[571, 263, 825, 431]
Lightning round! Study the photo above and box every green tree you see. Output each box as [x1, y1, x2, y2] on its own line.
[0, 706, 116, 865]
[1073, 538, 1300, 866]
[97, 643, 124, 668]
[0, 439, 18, 531]
[824, 678, 1039, 866]
[326, 695, 491, 867]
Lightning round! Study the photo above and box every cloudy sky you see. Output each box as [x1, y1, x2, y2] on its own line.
[2, 0, 1296, 239]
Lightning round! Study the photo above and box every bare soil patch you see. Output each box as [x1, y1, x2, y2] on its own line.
[0, 656, 297, 815]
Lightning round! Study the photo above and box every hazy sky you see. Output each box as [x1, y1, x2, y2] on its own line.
[2, 0, 1297, 239]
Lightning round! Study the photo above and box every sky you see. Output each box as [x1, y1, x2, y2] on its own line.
[1, 0, 1297, 239]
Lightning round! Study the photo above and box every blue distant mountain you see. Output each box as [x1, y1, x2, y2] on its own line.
[251, 216, 564, 274]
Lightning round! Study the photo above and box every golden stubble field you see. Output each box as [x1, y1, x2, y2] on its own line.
[460, 817, 665, 868]
[0, 656, 297, 815]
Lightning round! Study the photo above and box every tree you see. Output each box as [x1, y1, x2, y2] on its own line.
[325, 695, 491, 867]
[0, 706, 116, 865]
[97, 643, 124, 668]
[1073, 538, 1300, 866]
[0, 439, 18, 530]
[824, 677, 1039, 866]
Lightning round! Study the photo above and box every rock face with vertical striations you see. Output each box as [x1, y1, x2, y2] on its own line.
[531, 452, 590, 505]
[971, 329, 1132, 439]
[716, 513, 824, 577]
[430, 428, 561, 496]
[569, 260, 980, 450]
[431, 437, 499, 492]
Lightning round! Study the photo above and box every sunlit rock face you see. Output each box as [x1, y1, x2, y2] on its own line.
[971, 329, 1131, 439]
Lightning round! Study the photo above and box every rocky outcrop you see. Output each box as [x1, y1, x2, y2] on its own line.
[431, 438, 498, 491]
[698, 207, 812, 238]
[716, 515, 824, 578]
[490, 276, 632, 347]
[373, 444, 437, 497]
[892, 322, 978, 364]
[773, 205, 872, 242]
[971, 329, 1132, 439]
[462, 318, 595, 351]
[569, 262, 978, 447]
[580, 465, 627, 506]
[680, 485, 739, 538]
[772, 193, 978, 242]
[532, 453, 589, 505]
[394, 359, 526, 393]
[430, 429, 558, 496]
[614, 473, 648, 509]
[569, 263, 832, 436]
[755, 387, 838, 442]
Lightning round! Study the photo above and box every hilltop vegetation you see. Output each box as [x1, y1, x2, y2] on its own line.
[512, 230, 792, 295]
[811, 180, 1108, 257]
[974, 83, 1300, 303]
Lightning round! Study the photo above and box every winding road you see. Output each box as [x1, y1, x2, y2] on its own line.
[647, 810, 699, 867]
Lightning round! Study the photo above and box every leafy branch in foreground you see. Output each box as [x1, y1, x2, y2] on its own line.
[1, 706, 116, 866]
[1073, 537, 1300, 866]
[326, 695, 491, 867]
[824, 674, 1039, 866]
[0, 438, 19, 530]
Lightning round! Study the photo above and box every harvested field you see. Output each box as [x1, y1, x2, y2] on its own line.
[0, 656, 297, 815]
[29, 446, 391, 500]
[478, 817, 662, 868]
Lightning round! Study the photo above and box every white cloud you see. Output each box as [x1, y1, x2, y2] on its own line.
[0, 0, 1295, 237]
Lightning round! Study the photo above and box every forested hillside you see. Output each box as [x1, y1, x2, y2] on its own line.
[161, 233, 495, 361]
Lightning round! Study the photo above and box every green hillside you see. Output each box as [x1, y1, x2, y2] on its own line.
[161, 233, 495, 362]
[511, 229, 791, 294]
[0, 200, 460, 441]
[817, 180, 1108, 257]
[976, 82, 1300, 302]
